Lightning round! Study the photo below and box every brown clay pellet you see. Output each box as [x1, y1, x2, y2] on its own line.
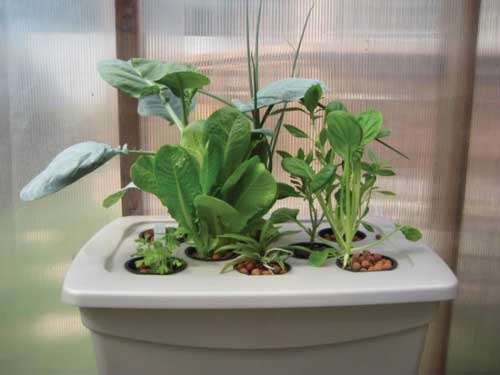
[360, 268, 367, 272]
[374, 263, 383, 271]
[361, 260, 371, 268]
[251, 268, 262, 275]
[246, 261, 256, 271]
[352, 262, 361, 271]
[239, 267, 249, 274]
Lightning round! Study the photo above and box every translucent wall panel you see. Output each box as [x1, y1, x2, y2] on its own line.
[0, 1, 118, 374]
[447, 1, 500, 374]
[137, 1, 478, 373]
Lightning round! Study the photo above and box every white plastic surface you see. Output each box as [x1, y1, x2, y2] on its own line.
[62, 216, 458, 309]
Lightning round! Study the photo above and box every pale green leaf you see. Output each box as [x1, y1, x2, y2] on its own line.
[284, 124, 308, 138]
[282, 157, 314, 180]
[130, 156, 157, 194]
[102, 182, 137, 208]
[357, 109, 383, 145]
[325, 111, 362, 160]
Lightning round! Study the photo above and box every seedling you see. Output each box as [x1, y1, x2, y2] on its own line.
[218, 218, 299, 275]
[132, 229, 185, 275]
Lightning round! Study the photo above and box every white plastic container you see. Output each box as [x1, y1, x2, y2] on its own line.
[62, 216, 457, 375]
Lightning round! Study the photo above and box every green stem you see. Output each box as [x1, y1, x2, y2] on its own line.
[159, 92, 184, 131]
[316, 194, 347, 250]
[351, 228, 399, 253]
[123, 149, 156, 156]
[198, 90, 253, 121]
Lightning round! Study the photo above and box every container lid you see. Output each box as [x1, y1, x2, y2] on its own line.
[62, 216, 457, 309]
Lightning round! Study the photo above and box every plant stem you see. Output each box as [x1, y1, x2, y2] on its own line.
[124, 149, 156, 156]
[351, 228, 399, 253]
[198, 90, 253, 121]
[159, 92, 184, 131]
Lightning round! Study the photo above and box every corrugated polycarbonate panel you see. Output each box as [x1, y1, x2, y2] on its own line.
[0, 1, 118, 374]
[447, 1, 500, 374]
[138, 1, 478, 373]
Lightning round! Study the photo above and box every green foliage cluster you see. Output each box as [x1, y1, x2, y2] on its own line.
[20, 0, 423, 272]
[133, 230, 185, 275]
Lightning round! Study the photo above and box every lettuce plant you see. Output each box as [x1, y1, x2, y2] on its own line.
[308, 108, 422, 268]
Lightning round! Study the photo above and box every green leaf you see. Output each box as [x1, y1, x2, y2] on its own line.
[97, 59, 157, 98]
[367, 149, 378, 163]
[200, 137, 224, 194]
[232, 78, 328, 112]
[325, 111, 362, 160]
[221, 157, 260, 196]
[180, 120, 207, 166]
[130, 156, 157, 194]
[310, 165, 336, 193]
[361, 221, 375, 232]
[102, 182, 138, 208]
[222, 159, 277, 222]
[205, 107, 251, 179]
[251, 128, 274, 137]
[277, 150, 292, 159]
[282, 157, 314, 180]
[377, 190, 396, 196]
[194, 195, 246, 235]
[157, 71, 210, 97]
[138, 88, 195, 124]
[284, 124, 308, 138]
[309, 249, 330, 267]
[130, 58, 172, 81]
[20, 142, 122, 201]
[377, 128, 391, 138]
[324, 100, 347, 117]
[154, 145, 201, 232]
[303, 83, 323, 113]
[399, 225, 422, 242]
[270, 208, 299, 224]
[357, 109, 383, 145]
[376, 169, 395, 176]
[276, 182, 301, 199]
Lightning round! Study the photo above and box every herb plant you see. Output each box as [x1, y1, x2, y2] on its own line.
[133, 229, 185, 275]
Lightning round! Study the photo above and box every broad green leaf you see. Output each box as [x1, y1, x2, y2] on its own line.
[276, 182, 301, 199]
[357, 109, 383, 145]
[138, 88, 195, 124]
[309, 249, 330, 267]
[97, 59, 157, 98]
[200, 137, 224, 194]
[324, 100, 347, 117]
[154, 145, 201, 232]
[102, 182, 137, 208]
[194, 195, 246, 235]
[130, 156, 157, 194]
[325, 111, 362, 160]
[205, 107, 251, 178]
[180, 120, 207, 166]
[221, 156, 260, 196]
[20, 142, 122, 201]
[310, 164, 336, 193]
[232, 78, 328, 112]
[157, 71, 210, 97]
[303, 83, 323, 113]
[130, 58, 171, 81]
[222, 160, 277, 222]
[270, 207, 299, 224]
[399, 225, 422, 242]
[282, 157, 314, 180]
[284, 124, 308, 138]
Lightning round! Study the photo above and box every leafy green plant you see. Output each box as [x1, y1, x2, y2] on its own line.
[277, 84, 336, 243]
[218, 214, 300, 274]
[133, 229, 185, 275]
[307, 108, 422, 268]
